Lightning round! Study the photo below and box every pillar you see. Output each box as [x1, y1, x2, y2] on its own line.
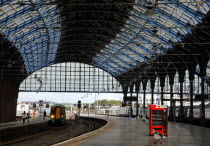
[159, 76, 166, 105]
[168, 72, 175, 121]
[142, 80, 147, 109]
[197, 53, 209, 124]
[130, 83, 134, 97]
[186, 61, 197, 120]
[0, 79, 19, 123]
[198, 58, 208, 121]
[150, 79, 155, 104]
[123, 86, 128, 106]
[178, 69, 185, 121]
[188, 71, 195, 119]
[200, 76, 205, 119]
[135, 80, 141, 117]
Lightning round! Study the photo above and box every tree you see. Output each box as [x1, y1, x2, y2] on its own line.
[92, 99, 121, 106]
[65, 106, 71, 111]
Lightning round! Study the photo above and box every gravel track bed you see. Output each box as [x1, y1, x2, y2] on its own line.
[10, 122, 89, 146]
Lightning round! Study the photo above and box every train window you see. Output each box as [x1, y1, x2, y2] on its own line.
[51, 108, 56, 114]
[61, 107, 65, 114]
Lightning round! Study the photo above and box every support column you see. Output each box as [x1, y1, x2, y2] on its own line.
[159, 76, 166, 105]
[168, 72, 175, 121]
[179, 81, 184, 115]
[161, 87, 164, 105]
[0, 79, 19, 123]
[170, 85, 173, 109]
[189, 79, 194, 119]
[151, 89, 154, 104]
[135, 80, 141, 117]
[178, 69, 185, 121]
[168, 82, 174, 121]
[186, 61, 197, 121]
[142, 80, 147, 109]
[123, 86, 128, 107]
[150, 79, 155, 104]
[200, 76, 205, 120]
[130, 83, 134, 97]
[197, 53, 209, 125]
[143, 90, 146, 109]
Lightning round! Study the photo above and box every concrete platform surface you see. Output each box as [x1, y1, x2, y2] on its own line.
[0, 117, 49, 130]
[76, 117, 210, 146]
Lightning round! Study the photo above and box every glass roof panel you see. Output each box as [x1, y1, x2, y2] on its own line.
[1, 0, 209, 77]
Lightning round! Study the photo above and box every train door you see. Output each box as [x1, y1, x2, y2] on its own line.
[56, 107, 61, 119]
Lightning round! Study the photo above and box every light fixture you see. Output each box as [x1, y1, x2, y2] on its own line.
[179, 43, 185, 48]
[155, 71, 158, 75]
[7, 60, 13, 68]
[195, 1, 202, 8]
[20, 65, 25, 73]
[146, 64, 152, 69]
[145, 4, 156, 18]
[149, 55, 156, 63]
[153, 43, 158, 48]
[151, 27, 159, 37]
[143, 79, 147, 82]
[144, 22, 152, 28]
[152, 45, 158, 53]
[20, 68, 24, 73]
[177, 31, 184, 39]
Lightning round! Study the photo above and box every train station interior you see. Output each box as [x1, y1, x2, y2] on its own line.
[1, 0, 210, 145]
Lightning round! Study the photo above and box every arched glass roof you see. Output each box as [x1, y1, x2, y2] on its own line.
[1, 0, 210, 79]
[19, 62, 122, 92]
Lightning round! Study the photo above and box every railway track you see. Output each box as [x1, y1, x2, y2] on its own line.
[0, 125, 65, 146]
[0, 118, 106, 146]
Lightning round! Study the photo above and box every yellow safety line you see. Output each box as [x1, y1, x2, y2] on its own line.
[71, 121, 116, 146]
[0, 127, 61, 146]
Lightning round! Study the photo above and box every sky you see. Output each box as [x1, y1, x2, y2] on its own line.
[18, 92, 124, 103]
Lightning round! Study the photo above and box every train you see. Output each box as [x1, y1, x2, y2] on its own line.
[50, 104, 66, 125]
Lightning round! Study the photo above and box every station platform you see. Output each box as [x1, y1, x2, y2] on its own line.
[55, 116, 210, 146]
[0, 117, 49, 130]
[0, 117, 50, 143]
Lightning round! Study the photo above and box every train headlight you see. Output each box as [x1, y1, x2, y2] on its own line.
[51, 115, 55, 119]
[61, 114, 65, 118]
